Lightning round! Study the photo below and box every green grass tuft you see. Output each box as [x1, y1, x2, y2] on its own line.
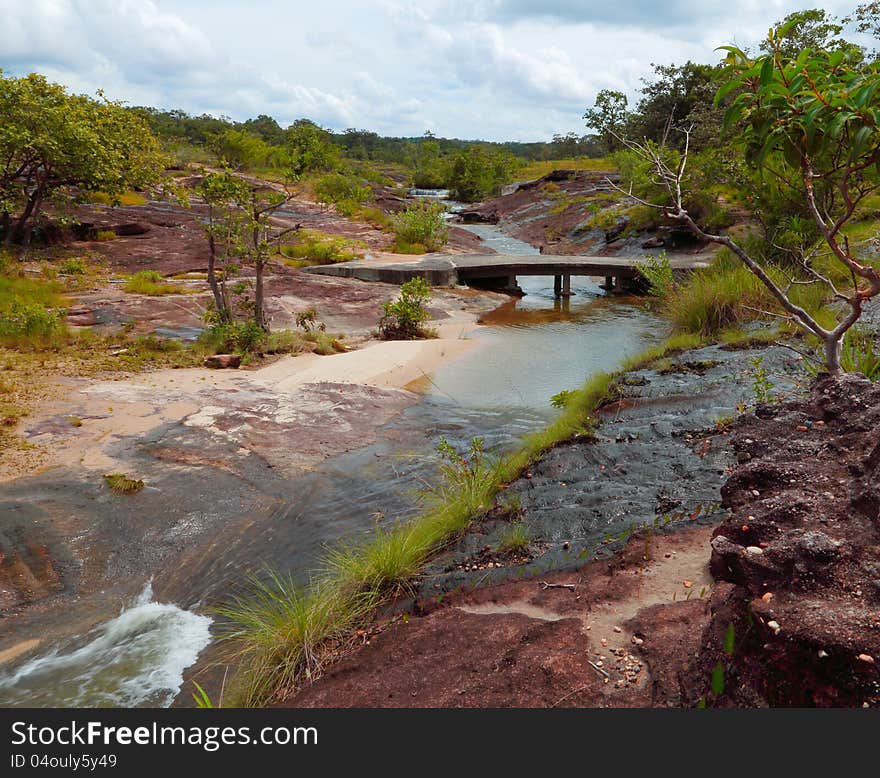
[123, 270, 189, 296]
[103, 473, 144, 494]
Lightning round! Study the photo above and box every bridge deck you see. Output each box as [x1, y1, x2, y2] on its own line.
[304, 253, 709, 287]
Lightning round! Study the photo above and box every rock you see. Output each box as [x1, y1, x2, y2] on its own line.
[66, 307, 97, 326]
[203, 354, 241, 369]
[631, 636, 644, 646]
[111, 222, 151, 236]
[857, 653, 875, 664]
[794, 531, 841, 563]
[745, 546, 764, 555]
[767, 620, 781, 635]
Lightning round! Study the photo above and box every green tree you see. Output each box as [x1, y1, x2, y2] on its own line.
[447, 145, 518, 202]
[583, 90, 629, 153]
[623, 28, 880, 373]
[197, 172, 251, 322]
[0, 71, 165, 247]
[761, 9, 848, 58]
[631, 62, 721, 149]
[284, 119, 339, 177]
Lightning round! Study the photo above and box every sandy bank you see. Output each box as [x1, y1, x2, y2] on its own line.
[11, 307, 483, 480]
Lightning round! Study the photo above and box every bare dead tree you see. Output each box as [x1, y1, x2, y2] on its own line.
[610, 125, 880, 374]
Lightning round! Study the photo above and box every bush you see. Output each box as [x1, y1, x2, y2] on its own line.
[58, 257, 86, 275]
[95, 230, 116, 241]
[636, 252, 674, 298]
[314, 173, 371, 213]
[391, 201, 448, 252]
[199, 320, 266, 355]
[0, 302, 64, 346]
[378, 277, 433, 340]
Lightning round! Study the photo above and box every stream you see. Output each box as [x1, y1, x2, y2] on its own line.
[0, 225, 665, 707]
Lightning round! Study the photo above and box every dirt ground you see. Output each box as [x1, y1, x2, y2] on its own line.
[287, 525, 713, 708]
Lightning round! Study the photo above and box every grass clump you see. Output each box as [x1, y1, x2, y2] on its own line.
[90, 191, 147, 207]
[280, 230, 365, 265]
[497, 522, 531, 555]
[378, 277, 434, 340]
[123, 270, 188, 296]
[94, 230, 117, 242]
[0, 274, 68, 349]
[103, 473, 144, 494]
[216, 571, 380, 707]
[391, 201, 448, 253]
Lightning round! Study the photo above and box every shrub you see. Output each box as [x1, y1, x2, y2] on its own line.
[199, 320, 266, 355]
[378, 277, 433, 340]
[0, 302, 64, 346]
[391, 201, 448, 252]
[95, 230, 116, 242]
[314, 173, 371, 213]
[59, 258, 86, 275]
[123, 270, 188, 296]
[636, 252, 674, 298]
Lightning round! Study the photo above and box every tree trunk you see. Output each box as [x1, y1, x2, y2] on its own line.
[824, 336, 842, 376]
[206, 231, 230, 323]
[254, 257, 266, 330]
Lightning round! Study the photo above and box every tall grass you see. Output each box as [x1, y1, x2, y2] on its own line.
[517, 156, 617, 181]
[123, 270, 189, 296]
[218, 336, 700, 707]
[0, 274, 68, 348]
[656, 250, 834, 337]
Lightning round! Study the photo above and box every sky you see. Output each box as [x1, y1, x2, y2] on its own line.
[0, 0, 865, 141]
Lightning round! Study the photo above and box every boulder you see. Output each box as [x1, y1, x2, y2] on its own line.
[203, 354, 241, 369]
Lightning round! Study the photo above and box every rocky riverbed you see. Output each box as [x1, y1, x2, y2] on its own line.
[287, 336, 858, 708]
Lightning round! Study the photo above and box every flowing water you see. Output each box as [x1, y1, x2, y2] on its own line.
[0, 225, 665, 707]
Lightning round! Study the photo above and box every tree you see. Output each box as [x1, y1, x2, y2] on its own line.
[447, 145, 519, 202]
[630, 62, 721, 149]
[761, 9, 848, 58]
[197, 172, 252, 323]
[583, 90, 629, 153]
[617, 30, 880, 374]
[284, 119, 339, 177]
[0, 71, 165, 247]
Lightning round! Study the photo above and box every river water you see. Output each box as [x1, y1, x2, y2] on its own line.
[0, 225, 665, 707]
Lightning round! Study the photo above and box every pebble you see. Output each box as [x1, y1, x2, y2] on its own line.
[613, 626, 622, 633]
[818, 649, 829, 658]
[745, 546, 764, 555]
[761, 592, 774, 603]
[767, 620, 781, 635]
[631, 636, 644, 646]
[857, 654, 875, 664]
[600, 638, 608, 646]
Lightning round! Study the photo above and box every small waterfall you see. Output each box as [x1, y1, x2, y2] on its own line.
[0, 584, 212, 707]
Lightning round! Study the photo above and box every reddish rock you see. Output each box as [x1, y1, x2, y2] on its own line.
[203, 354, 241, 369]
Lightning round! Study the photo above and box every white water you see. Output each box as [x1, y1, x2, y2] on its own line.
[0, 584, 212, 707]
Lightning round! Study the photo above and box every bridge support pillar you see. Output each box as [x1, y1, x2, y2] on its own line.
[553, 274, 562, 298]
[561, 274, 572, 297]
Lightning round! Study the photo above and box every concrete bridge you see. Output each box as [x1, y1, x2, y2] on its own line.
[304, 253, 710, 296]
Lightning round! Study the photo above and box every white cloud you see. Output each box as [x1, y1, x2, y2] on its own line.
[0, 0, 865, 141]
